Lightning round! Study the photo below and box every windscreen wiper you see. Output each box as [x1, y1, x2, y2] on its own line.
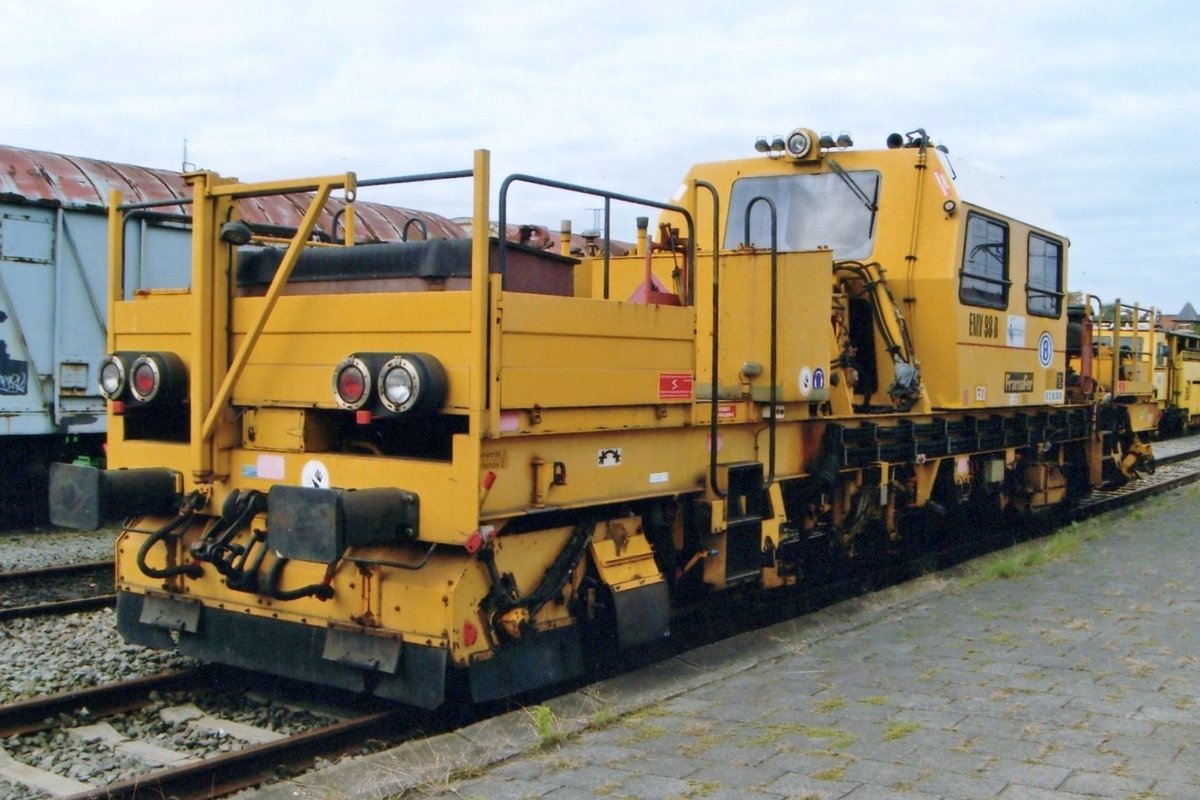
[827, 158, 877, 213]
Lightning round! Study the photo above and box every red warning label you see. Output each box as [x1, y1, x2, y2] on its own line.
[658, 372, 693, 399]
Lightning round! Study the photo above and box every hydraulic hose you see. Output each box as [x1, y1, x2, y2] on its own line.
[136, 491, 206, 579]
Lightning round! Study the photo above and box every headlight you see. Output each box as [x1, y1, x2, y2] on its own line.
[99, 356, 127, 400]
[786, 129, 813, 158]
[380, 358, 416, 412]
[377, 353, 448, 416]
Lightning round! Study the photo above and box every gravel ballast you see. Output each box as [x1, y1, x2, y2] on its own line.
[0, 523, 349, 796]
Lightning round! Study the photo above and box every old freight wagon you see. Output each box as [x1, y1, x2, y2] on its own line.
[0, 145, 461, 518]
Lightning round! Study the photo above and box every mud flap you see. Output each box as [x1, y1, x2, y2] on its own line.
[468, 625, 583, 703]
[611, 580, 670, 649]
[116, 592, 176, 650]
[139, 591, 202, 633]
[322, 623, 403, 674]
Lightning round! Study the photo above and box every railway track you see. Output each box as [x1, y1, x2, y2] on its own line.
[62, 708, 408, 800]
[0, 664, 423, 800]
[1073, 450, 1200, 517]
[0, 560, 114, 621]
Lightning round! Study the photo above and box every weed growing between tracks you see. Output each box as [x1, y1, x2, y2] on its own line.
[525, 704, 564, 750]
[960, 516, 1106, 586]
[957, 485, 1191, 588]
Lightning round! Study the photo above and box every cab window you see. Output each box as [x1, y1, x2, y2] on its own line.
[1027, 233, 1063, 318]
[959, 213, 1009, 309]
[725, 171, 880, 260]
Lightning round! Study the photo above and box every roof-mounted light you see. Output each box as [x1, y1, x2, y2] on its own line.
[786, 129, 812, 158]
[783, 128, 822, 160]
[888, 128, 932, 150]
[754, 137, 770, 153]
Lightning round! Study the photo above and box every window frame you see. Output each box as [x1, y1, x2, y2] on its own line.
[723, 170, 882, 260]
[958, 211, 1011, 310]
[1026, 231, 1064, 319]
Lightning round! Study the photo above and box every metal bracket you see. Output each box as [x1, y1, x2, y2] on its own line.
[322, 623, 403, 673]
[139, 591, 202, 633]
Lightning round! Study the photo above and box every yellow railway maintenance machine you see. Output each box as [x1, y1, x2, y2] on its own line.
[1067, 296, 1159, 482]
[50, 129, 1096, 708]
[1162, 328, 1200, 435]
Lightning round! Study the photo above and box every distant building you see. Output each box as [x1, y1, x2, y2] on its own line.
[1163, 302, 1199, 332]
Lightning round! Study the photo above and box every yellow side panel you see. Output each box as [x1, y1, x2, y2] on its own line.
[701, 250, 834, 403]
[918, 282, 1068, 410]
[106, 439, 190, 471]
[241, 408, 332, 452]
[236, 291, 473, 334]
[590, 530, 664, 592]
[112, 297, 194, 359]
[499, 292, 695, 409]
[1126, 401, 1159, 433]
[1177, 358, 1200, 421]
[230, 292, 474, 408]
[113, 295, 194, 336]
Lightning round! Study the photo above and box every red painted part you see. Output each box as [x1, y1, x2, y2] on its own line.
[0, 145, 189, 212]
[0, 144, 465, 242]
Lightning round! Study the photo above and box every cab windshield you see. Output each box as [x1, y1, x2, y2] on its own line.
[724, 170, 880, 260]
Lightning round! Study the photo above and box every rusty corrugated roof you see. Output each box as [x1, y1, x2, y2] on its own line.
[0, 144, 465, 242]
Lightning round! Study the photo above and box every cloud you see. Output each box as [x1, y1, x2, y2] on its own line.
[1, 0, 1196, 308]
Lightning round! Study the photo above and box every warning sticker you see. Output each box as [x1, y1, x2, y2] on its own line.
[798, 366, 813, 398]
[598, 448, 622, 467]
[300, 459, 330, 489]
[256, 454, 285, 481]
[933, 169, 952, 198]
[480, 450, 507, 470]
[1006, 315, 1026, 348]
[658, 372, 693, 400]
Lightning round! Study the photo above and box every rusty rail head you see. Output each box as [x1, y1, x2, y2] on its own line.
[62, 708, 410, 800]
[0, 666, 217, 738]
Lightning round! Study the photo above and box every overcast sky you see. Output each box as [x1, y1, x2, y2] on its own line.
[3, 0, 1197, 312]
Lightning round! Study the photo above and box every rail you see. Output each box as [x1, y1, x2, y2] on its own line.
[0, 663, 417, 800]
[0, 666, 215, 737]
[0, 559, 115, 621]
[64, 708, 408, 800]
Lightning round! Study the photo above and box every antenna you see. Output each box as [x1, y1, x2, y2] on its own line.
[181, 139, 196, 172]
[584, 207, 604, 236]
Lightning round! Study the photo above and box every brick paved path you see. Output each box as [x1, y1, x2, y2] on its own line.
[252, 485, 1200, 800]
